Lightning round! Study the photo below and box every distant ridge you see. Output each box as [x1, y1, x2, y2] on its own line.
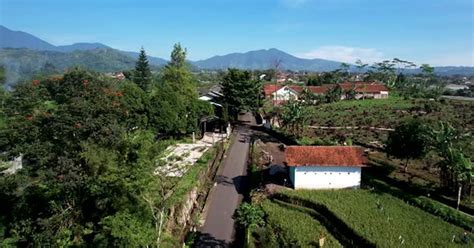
[1, 25, 473, 83]
[193, 48, 342, 71]
[0, 25, 57, 51]
[0, 25, 167, 65]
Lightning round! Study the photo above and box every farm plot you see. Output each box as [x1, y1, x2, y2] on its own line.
[277, 189, 473, 248]
[258, 200, 342, 248]
[304, 97, 474, 151]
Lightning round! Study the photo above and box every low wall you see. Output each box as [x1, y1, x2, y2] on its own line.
[165, 140, 228, 242]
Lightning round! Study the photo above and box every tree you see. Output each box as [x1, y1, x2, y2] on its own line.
[234, 203, 264, 246]
[119, 80, 149, 130]
[355, 59, 368, 74]
[367, 60, 396, 87]
[133, 48, 152, 91]
[339, 62, 350, 81]
[385, 118, 431, 172]
[325, 84, 343, 103]
[300, 87, 319, 105]
[0, 65, 5, 85]
[280, 100, 313, 137]
[306, 73, 323, 86]
[345, 87, 357, 100]
[150, 43, 212, 135]
[322, 70, 344, 84]
[169, 43, 187, 68]
[0, 69, 189, 246]
[221, 68, 262, 119]
[438, 148, 472, 209]
[420, 64, 434, 76]
[432, 122, 473, 204]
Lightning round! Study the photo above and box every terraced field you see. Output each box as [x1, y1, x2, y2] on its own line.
[266, 189, 473, 248]
[259, 200, 342, 248]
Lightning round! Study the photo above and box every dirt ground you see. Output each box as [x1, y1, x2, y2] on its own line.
[369, 152, 474, 208]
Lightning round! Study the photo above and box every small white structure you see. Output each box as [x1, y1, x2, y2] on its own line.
[445, 84, 469, 91]
[285, 146, 367, 189]
[1, 154, 23, 175]
[271, 86, 299, 102]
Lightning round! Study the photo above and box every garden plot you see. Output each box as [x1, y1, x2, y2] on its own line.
[155, 133, 226, 177]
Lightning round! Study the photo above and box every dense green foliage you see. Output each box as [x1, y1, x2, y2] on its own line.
[258, 200, 342, 247]
[151, 44, 213, 135]
[0, 48, 139, 86]
[221, 68, 262, 119]
[385, 118, 432, 171]
[0, 45, 213, 246]
[0, 65, 5, 85]
[133, 48, 153, 91]
[278, 189, 473, 247]
[234, 203, 265, 246]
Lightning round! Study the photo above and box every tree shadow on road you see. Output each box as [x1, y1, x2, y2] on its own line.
[232, 175, 249, 198]
[194, 232, 228, 247]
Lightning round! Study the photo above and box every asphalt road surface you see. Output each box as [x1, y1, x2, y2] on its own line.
[197, 113, 254, 247]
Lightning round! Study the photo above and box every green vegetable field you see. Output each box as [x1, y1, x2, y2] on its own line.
[259, 200, 342, 248]
[273, 189, 472, 247]
[303, 96, 474, 153]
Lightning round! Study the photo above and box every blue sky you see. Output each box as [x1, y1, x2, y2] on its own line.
[0, 0, 473, 66]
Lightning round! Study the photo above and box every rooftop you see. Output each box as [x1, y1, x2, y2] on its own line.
[285, 146, 368, 167]
[263, 82, 389, 97]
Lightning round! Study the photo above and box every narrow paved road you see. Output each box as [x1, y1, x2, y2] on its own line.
[197, 113, 254, 247]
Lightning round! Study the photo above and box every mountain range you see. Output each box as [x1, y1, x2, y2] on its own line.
[1, 25, 473, 85]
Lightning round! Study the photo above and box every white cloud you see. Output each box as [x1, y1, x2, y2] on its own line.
[298, 45, 385, 64]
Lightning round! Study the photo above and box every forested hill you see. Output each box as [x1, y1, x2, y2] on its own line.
[0, 48, 141, 85]
[2, 25, 474, 86]
[193, 48, 343, 71]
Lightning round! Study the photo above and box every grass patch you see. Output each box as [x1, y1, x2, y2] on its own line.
[364, 176, 474, 230]
[258, 200, 342, 248]
[278, 189, 473, 247]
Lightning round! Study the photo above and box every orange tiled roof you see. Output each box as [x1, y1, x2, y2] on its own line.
[263, 84, 283, 97]
[285, 146, 368, 167]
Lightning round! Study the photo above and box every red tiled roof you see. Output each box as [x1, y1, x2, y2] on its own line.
[263, 84, 283, 97]
[285, 146, 368, 167]
[338, 82, 389, 93]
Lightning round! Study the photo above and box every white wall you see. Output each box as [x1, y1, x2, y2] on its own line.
[290, 166, 361, 189]
[272, 87, 298, 101]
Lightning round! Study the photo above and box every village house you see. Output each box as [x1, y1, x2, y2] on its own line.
[263, 82, 389, 105]
[285, 146, 367, 189]
[105, 71, 126, 80]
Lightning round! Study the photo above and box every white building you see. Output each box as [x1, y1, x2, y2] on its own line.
[263, 82, 389, 105]
[271, 86, 299, 102]
[285, 146, 367, 189]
